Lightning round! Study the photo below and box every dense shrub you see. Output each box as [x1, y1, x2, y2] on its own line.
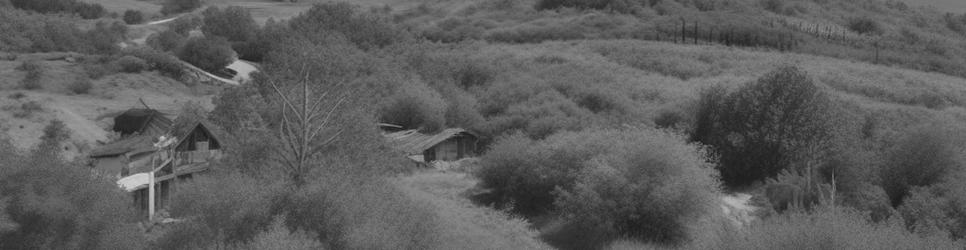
[114, 55, 149, 73]
[289, 3, 407, 50]
[548, 129, 719, 248]
[177, 36, 235, 73]
[692, 66, 837, 187]
[848, 17, 882, 35]
[146, 30, 187, 52]
[378, 83, 447, 133]
[164, 173, 282, 247]
[122, 10, 144, 25]
[484, 23, 586, 43]
[17, 60, 42, 90]
[535, 0, 644, 13]
[126, 46, 186, 77]
[881, 124, 966, 206]
[168, 15, 202, 36]
[9, 0, 106, 19]
[687, 205, 963, 250]
[201, 6, 258, 42]
[69, 77, 93, 94]
[161, 0, 201, 15]
[237, 218, 324, 250]
[0, 125, 145, 249]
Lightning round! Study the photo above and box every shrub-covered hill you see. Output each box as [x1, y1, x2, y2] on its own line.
[401, 39, 966, 143]
[398, 0, 966, 79]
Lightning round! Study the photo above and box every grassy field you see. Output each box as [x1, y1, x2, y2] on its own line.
[903, 0, 966, 13]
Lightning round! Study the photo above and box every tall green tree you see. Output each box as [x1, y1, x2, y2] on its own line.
[693, 66, 838, 187]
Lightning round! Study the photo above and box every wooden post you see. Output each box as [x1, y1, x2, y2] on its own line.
[693, 22, 698, 44]
[874, 40, 880, 64]
[681, 19, 686, 43]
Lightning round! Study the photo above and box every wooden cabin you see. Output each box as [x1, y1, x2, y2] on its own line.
[384, 128, 479, 163]
[90, 110, 223, 218]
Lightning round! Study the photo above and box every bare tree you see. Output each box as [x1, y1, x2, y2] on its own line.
[266, 63, 351, 185]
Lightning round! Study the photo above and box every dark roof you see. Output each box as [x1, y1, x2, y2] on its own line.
[112, 109, 172, 137]
[92, 117, 224, 158]
[384, 128, 477, 155]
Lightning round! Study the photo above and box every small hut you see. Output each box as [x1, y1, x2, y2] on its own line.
[90, 108, 223, 218]
[384, 128, 479, 163]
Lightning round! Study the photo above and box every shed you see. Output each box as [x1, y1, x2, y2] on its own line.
[111, 109, 173, 137]
[385, 128, 479, 162]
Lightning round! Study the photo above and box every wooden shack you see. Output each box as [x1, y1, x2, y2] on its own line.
[90, 109, 223, 218]
[384, 128, 479, 162]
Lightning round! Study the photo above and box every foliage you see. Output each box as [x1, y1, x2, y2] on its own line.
[0, 125, 145, 250]
[161, 0, 201, 15]
[163, 172, 282, 247]
[847, 16, 882, 35]
[201, 6, 258, 43]
[123, 10, 144, 25]
[68, 77, 93, 94]
[125, 46, 185, 78]
[237, 218, 325, 250]
[18, 60, 42, 90]
[289, 3, 407, 50]
[114, 55, 149, 73]
[692, 66, 838, 187]
[168, 15, 202, 36]
[378, 82, 447, 133]
[9, 0, 106, 19]
[146, 30, 186, 52]
[882, 123, 966, 206]
[548, 128, 719, 248]
[689, 205, 963, 250]
[177, 36, 235, 73]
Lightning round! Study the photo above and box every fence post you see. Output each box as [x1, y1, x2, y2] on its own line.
[693, 22, 699, 44]
[681, 18, 686, 44]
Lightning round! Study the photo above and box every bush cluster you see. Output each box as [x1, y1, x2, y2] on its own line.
[161, 0, 201, 15]
[9, 0, 106, 19]
[692, 66, 837, 187]
[378, 83, 447, 133]
[476, 128, 719, 248]
[69, 77, 93, 94]
[125, 46, 186, 78]
[123, 10, 144, 25]
[115, 55, 149, 73]
[0, 8, 126, 54]
[17, 60, 43, 90]
[177, 36, 235, 73]
[0, 123, 145, 249]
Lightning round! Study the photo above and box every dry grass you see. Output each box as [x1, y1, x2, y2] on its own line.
[902, 0, 966, 13]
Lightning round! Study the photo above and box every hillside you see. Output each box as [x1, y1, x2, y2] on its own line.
[3, 0, 966, 249]
[0, 53, 215, 158]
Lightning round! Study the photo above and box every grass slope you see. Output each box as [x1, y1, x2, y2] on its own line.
[0, 54, 215, 159]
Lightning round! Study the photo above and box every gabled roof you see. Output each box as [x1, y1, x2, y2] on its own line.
[112, 109, 173, 137]
[384, 128, 477, 155]
[91, 119, 224, 158]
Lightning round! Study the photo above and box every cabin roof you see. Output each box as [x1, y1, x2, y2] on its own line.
[384, 128, 477, 155]
[91, 120, 222, 158]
